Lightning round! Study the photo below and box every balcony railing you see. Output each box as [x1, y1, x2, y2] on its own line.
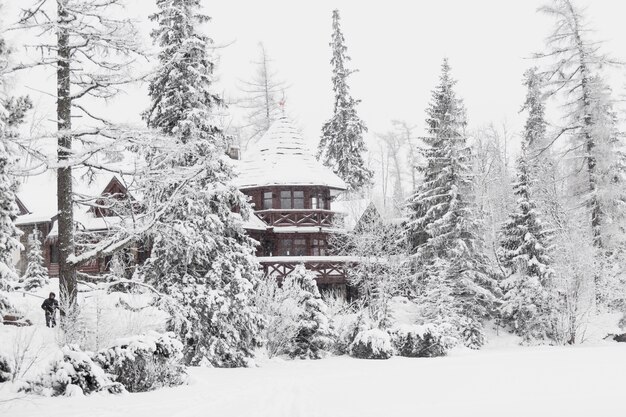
[258, 257, 350, 284]
[255, 209, 337, 228]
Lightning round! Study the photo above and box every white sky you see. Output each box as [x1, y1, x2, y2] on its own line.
[4, 0, 626, 189]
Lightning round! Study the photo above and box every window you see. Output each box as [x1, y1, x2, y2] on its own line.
[293, 239, 306, 256]
[263, 192, 273, 209]
[280, 191, 292, 209]
[278, 239, 291, 256]
[280, 190, 304, 209]
[277, 238, 307, 256]
[293, 191, 304, 209]
[311, 194, 324, 210]
[312, 238, 326, 256]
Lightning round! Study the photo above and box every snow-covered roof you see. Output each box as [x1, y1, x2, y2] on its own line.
[15, 137, 138, 227]
[234, 117, 347, 191]
[332, 198, 381, 231]
[241, 213, 268, 231]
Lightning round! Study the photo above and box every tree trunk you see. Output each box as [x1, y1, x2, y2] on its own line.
[56, 0, 77, 317]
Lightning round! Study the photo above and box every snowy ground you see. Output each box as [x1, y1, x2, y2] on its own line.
[2, 342, 625, 417]
[2, 281, 625, 417]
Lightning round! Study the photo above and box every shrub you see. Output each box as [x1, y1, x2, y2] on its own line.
[348, 328, 394, 359]
[22, 345, 124, 396]
[0, 352, 11, 383]
[391, 324, 456, 358]
[93, 332, 185, 392]
[334, 311, 372, 355]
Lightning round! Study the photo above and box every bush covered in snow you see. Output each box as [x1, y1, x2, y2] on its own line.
[0, 352, 11, 383]
[348, 328, 394, 359]
[255, 266, 335, 359]
[93, 331, 185, 392]
[333, 310, 373, 355]
[22, 345, 124, 396]
[391, 324, 456, 357]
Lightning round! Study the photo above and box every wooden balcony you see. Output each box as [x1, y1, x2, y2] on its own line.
[255, 209, 337, 228]
[257, 256, 354, 284]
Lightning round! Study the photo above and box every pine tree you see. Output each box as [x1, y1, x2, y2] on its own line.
[23, 228, 50, 292]
[0, 30, 24, 314]
[499, 152, 555, 342]
[498, 68, 555, 343]
[140, 0, 263, 367]
[406, 59, 499, 348]
[283, 265, 334, 359]
[317, 9, 373, 191]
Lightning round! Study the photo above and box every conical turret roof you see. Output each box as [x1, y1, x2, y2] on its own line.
[235, 117, 347, 190]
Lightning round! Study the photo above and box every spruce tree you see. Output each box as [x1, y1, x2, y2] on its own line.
[23, 228, 50, 292]
[406, 59, 499, 348]
[140, 0, 263, 367]
[317, 9, 373, 191]
[498, 68, 554, 344]
[283, 266, 334, 359]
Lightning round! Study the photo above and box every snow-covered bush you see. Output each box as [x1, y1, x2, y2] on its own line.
[0, 290, 13, 316]
[348, 328, 394, 360]
[282, 266, 335, 359]
[22, 345, 124, 396]
[391, 324, 456, 357]
[94, 332, 185, 392]
[333, 310, 373, 355]
[253, 276, 299, 358]
[0, 352, 11, 383]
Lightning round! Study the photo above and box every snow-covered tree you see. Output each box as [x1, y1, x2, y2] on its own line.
[317, 9, 373, 191]
[283, 266, 334, 359]
[18, 0, 144, 314]
[238, 43, 288, 148]
[0, 28, 24, 312]
[498, 68, 555, 343]
[22, 228, 50, 291]
[406, 59, 499, 348]
[535, 0, 623, 249]
[499, 151, 555, 342]
[0, 142, 20, 293]
[139, 0, 263, 367]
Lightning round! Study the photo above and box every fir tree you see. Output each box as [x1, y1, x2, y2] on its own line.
[23, 228, 50, 292]
[140, 0, 263, 367]
[498, 68, 555, 343]
[283, 266, 334, 359]
[317, 9, 373, 191]
[406, 59, 499, 348]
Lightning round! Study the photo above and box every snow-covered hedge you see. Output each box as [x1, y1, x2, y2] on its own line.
[348, 328, 394, 359]
[93, 332, 185, 392]
[0, 352, 11, 383]
[391, 324, 456, 358]
[22, 345, 125, 396]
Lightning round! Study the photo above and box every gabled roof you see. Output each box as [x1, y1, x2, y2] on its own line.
[234, 117, 347, 191]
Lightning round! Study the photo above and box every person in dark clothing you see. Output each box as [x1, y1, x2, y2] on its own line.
[41, 292, 59, 328]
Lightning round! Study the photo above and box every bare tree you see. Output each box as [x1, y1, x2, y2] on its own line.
[238, 43, 287, 148]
